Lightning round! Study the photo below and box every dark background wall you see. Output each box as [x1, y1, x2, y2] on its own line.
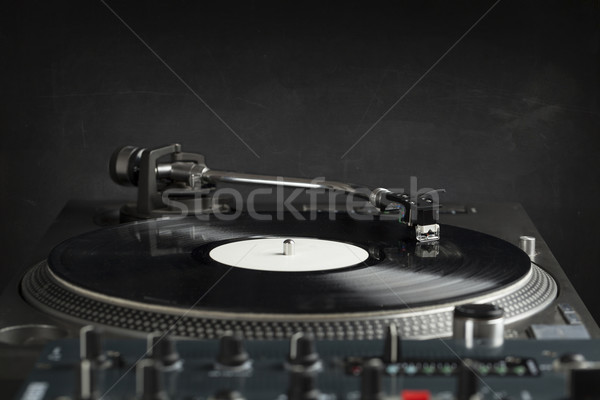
[1, 2, 599, 321]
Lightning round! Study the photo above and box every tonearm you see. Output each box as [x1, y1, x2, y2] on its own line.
[109, 144, 443, 242]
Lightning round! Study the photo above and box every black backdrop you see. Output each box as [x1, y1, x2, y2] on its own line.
[1, 2, 599, 322]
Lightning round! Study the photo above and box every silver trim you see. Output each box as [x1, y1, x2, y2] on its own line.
[45, 263, 536, 322]
[21, 260, 557, 339]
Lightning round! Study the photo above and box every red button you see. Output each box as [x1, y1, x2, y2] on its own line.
[350, 365, 362, 376]
[401, 390, 431, 400]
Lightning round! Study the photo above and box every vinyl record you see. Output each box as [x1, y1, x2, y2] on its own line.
[44, 213, 531, 314]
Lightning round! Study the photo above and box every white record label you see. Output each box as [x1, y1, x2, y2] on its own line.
[208, 237, 369, 272]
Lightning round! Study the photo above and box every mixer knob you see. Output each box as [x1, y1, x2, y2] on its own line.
[382, 323, 402, 364]
[287, 371, 320, 400]
[209, 389, 246, 400]
[287, 332, 320, 369]
[456, 359, 478, 400]
[216, 332, 250, 368]
[453, 304, 505, 348]
[80, 325, 106, 364]
[360, 358, 384, 400]
[75, 359, 99, 400]
[559, 353, 586, 365]
[147, 332, 180, 367]
[136, 359, 168, 400]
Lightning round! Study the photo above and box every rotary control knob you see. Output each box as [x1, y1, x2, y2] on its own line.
[216, 332, 250, 368]
[80, 326, 106, 365]
[453, 304, 505, 348]
[147, 332, 181, 367]
[75, 359, 99, 400]
[136, 359, 169, 400]
[382, 323, 402, 364]
[287, 333, 321, 370]
[360, 358, 384, 400]
[287, 371, 320, 400]
[456, 359, 478, 400]
[209, 390, 246, 400]
[559, 353, 586, 365]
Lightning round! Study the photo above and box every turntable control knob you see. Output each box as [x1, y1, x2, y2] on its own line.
[453, 304, 505, 348]
[147, 332, 180, 367]
[287, 332, 320, 368]
[80, 325, 106, 364]
[216, 332, 250, 367]
[287, 371, 320, 400]
[209, 390, 246, 400]
[456, 359, 478, 400]
[559, 353, 587, 365]
[360, 358, 384, 400]
[382, 323, 402, 364]
[75, 359, 99, 400]
[136, 359, 168, 400]
[519, 236, 536, 257]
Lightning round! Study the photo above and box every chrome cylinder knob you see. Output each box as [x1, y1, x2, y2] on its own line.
[519, 236, 536, 257]
[453, 304, 505, 349]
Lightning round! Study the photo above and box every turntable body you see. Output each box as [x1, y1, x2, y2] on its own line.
[1, 201, 599, 398]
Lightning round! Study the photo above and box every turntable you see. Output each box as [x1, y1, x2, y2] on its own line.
[2, 144, 600, 399]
